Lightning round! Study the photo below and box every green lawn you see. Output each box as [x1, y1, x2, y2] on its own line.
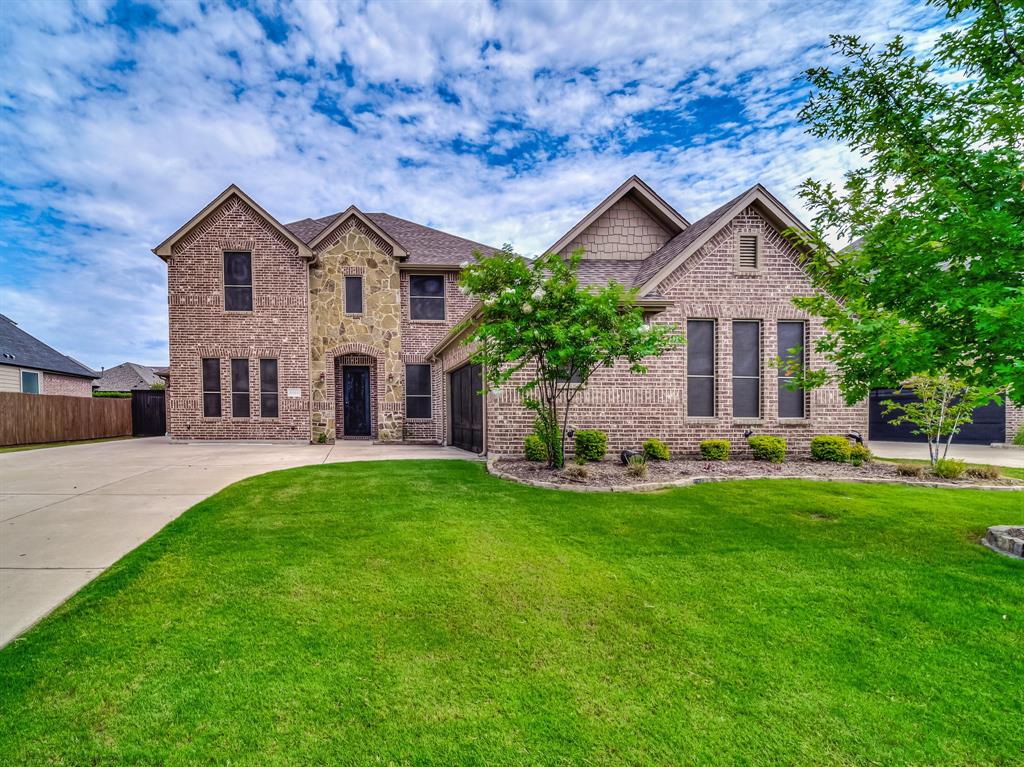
[1, 461, 1022, 766]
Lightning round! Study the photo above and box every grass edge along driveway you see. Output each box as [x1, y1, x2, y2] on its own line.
[1, 460, 1021, 766]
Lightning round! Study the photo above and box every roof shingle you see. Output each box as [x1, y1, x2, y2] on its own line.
[0, 315, 96, 379]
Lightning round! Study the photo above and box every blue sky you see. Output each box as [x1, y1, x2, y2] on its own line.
[0, 0, 951, 369]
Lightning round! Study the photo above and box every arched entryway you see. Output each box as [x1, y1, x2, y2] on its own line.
[328, 344, 381, 440]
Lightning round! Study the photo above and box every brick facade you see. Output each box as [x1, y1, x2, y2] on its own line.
[41, 372, 93, 397]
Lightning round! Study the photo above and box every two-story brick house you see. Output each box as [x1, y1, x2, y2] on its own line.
[154, 176, 892, 454]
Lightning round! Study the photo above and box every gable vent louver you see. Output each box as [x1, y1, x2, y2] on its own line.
[738, 234, 758, 269]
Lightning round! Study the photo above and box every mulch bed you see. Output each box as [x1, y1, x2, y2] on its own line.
[493, 457, 1023, 489]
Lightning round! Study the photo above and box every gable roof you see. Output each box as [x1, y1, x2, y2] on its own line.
[0, 314, 96, 379]
[283, 211, 499, 267]
[545, 175, 690, 256]
[93, 362, 166, 392]
[306, 206, 409, 259]
[152, 184, 313, 261]
[633, 184, 812, 295]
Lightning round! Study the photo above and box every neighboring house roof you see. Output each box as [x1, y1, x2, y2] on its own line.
[93, 362, 167, 392]
[0, 314, 96, 379]
[545, 175, 690, 256]
[284, 210, 499, 267]
[152, 185, 313, 261]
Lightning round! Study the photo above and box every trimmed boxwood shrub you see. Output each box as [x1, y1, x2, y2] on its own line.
[643, 438, 670, 461]
[810, 435, 852, 462]
[748, 435, 786, 463]
[574, 429, 607, 462]
[699, 439, 730, 461]
[849, 443, 872, 464]
[523, 434, 547, 462]
[934, 458, 966, 479]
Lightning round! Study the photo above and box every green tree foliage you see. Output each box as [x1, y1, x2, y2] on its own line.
[790, 0, 1024, 404]
[459, 247, 681, 467]
[881, 373, 996, 465]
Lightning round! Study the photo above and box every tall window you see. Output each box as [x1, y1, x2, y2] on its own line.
[778, 321, 806, 418]
[686, 320, 715, 417]
[231, 359, 250, 418]
[345, 275, 363, 314]
[732, 321, 761, 418]
[260, 359, 278, 418]
[224, 251, 253, 311]
[20, 370, 40, 394]
[201, 358, 221, 417]
[405, 364, 432, 419]
[409, 275, 445, 320]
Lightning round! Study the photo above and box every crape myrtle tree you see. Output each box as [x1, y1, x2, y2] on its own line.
[458, 246, 681, 468]
[787, 0, 1024, 411]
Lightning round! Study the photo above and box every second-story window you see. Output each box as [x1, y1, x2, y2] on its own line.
[224, 251, 253, 311]
[409, 275, 445, 320]
[345, 275, 363, 314]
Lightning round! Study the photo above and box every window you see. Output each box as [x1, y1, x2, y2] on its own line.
[732, 321, 761, 418]
[405, 364, 432, 419]
[224, 251, 253, 311]
[20, 370, 40, 394]
[231, 359, 250, 418]
[345, 275, 363, 314]
[409, 275, 445, 320]
[201, 358, 221, 417]
[260, 359, 278, 418]
[686, 320, 715, 417]
[737, 234, 759, 270]
[778, 321, 806, 418]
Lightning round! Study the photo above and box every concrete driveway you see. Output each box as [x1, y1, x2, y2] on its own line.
[0, 437, 475, 647]
[870, 441, 1024, 468]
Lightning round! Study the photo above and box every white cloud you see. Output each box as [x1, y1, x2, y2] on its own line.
[0, 0, 951, 368]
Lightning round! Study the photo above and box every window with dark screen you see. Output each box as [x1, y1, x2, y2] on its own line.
[732, 321, 761, 418]
[686, 320, 715, 417]
[260, 359, 278, 418]
[223, 251, 253, 311]
[405, 364, 432, 419]
[409, 275, 445, 320]
[778, 321, 805, 418]
[231, 359, 250, 418]
[345, 275, 363, 314]
[201, 358, 221, 417]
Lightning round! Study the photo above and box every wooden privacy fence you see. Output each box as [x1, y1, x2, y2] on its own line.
[0, 392, 132, 446]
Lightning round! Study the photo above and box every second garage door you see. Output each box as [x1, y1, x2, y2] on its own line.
[869, 389, 1005, 444]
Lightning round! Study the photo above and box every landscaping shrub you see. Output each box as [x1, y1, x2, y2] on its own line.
[849, 443, 872, 464]
[625, 454, 648, 479]
[748, 435, 786, 463]
[574, 429, 607, 462]
[316, 432, 328, 444]
[1014, 425, 1024, 446]
[896, 463, 925, 478]
[810, 435, 852, 462]
[562, 463, 590, 480]
[933, 458, 967, 479]
[642, 438, 670, 461]
[524, 434, 547, 462]
[965, 465, 1000, 481]
[92, 391, 131, 398]
[699, 439, 730, 461]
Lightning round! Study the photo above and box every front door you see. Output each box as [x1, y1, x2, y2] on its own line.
[343, 366, 371, 437]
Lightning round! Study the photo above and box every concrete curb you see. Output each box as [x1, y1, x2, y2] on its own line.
[486, 457, 1024, 494]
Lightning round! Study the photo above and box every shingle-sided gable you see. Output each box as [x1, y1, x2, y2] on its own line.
[557, 194, 675, 261]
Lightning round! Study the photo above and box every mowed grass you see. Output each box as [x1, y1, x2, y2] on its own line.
[1, 461, 1022, 766]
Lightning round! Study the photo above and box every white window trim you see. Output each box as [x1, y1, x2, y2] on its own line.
[20, 369, 41, 394]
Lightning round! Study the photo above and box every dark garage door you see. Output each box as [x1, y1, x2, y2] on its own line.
[450, 363, 483, 453]
[869, 389, 1005, 444]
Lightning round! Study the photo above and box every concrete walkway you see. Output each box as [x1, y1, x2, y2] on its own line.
[870, 440, 1024, 468]
[0, 437, 475, 647]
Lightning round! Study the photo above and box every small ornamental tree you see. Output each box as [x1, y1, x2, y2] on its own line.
[458, 247, 681, 468]
[881, 373, 998, 466]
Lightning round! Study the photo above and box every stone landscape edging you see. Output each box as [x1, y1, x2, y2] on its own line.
[486, 456, 1024, 494]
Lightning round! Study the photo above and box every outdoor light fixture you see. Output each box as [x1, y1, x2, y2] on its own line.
[847, 431, 863, 444]
[743, 429, 754, 439]
[620, 449, 643, 465]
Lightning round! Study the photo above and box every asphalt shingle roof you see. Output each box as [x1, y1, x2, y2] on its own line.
[283, 211, 499, 266]
[93, 362, 167, 392]
[0, 314, 96, 379]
